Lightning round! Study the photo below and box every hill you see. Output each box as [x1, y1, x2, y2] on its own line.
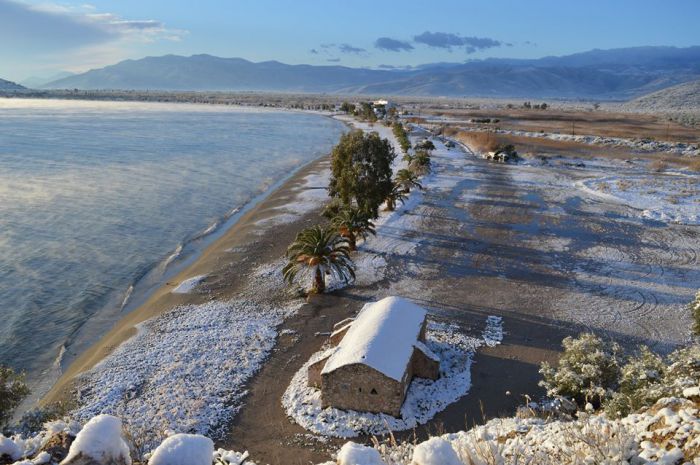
[623, 79, 700, 112]
[0, 78, 26, 91]
[44, 46, 700, 99]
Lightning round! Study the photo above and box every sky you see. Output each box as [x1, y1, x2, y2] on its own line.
[1, 0, 699, 82]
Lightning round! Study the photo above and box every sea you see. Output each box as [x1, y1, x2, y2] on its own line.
[0, 98, 346, 400]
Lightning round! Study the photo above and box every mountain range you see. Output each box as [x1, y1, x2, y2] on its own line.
[0, 78, 25, 91]
[29, 46, 700, 99]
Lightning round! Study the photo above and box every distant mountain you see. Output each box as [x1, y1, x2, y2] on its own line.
[0, 78, 25, 91]
[44, 46, 700, 99]
[623, 79, 700, 112]
[20, 71, 75, 89]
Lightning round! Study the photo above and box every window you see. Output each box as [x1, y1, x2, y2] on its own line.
[370, 388, 378, 395]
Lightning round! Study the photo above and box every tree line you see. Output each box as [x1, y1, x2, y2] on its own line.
[283, 123, 434, 294]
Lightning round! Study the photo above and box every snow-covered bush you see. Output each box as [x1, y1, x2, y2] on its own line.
[604, 343, 700, 417]
[539, 333, 621, 407]
[148, 434, 213, 465]
[411, 437, 461, 465]
[63, 414, 131, 465]
[691, 289, 700, 336]
[604, 345, 665, 417]
[337, 442, 385, 465]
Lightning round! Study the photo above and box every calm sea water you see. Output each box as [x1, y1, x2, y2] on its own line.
[0, 99, 345, 396]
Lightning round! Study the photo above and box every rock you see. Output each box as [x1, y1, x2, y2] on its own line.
[41, 432, 75, 463]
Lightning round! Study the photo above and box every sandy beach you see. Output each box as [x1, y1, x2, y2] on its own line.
[38, 112, 699, 464]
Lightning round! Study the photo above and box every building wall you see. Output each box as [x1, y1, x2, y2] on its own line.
[321, 364, 406, 417]
[411, 347, 440, 380]
[308, 354, 331, 388]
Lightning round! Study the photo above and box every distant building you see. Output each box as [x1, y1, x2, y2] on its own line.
[372, 99, 396, 109]
[308, 296, 440, 417]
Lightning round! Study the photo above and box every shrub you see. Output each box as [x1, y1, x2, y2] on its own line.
[457, 131, 501, 153]
[691, 290, 700, 335]
[603, 346, 665, 417]
[0, 365, 30, 427]
[539, 333, 621, 407]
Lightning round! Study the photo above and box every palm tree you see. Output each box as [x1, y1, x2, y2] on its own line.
[331, 207, 376, 251]
[385, 183, 408, 211]
[282, 225, 355, 294]
[410, 150, 432, 175]
[395, 169, 423, 193]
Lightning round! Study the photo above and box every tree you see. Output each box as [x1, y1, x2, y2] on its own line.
[331, 207, 376, 251]
[340, 101, 355, 114]
[395, 169, 422, 193]
[282, 225, 355, 294]
[384, 183, 408, 211]
[392, 122, 411, 155]
[328, 130, 396, 218]
[409, 150, 432, 175]
[1, 365, 30, 427]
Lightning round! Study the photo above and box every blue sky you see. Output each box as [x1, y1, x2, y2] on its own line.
[1, 0, 699, 81]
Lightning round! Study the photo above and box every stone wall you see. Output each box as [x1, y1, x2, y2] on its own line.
[321, 364, 406, 417]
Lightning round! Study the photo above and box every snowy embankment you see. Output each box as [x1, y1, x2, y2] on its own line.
[314, 394, 700, 465]
[576, 174, 700, 225]
[68, 261, 302, 451]
[282, 317, 503, 437]
[454, 126, 700, 157]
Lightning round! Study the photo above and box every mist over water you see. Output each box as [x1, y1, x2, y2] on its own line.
[0, 99, 345, 393]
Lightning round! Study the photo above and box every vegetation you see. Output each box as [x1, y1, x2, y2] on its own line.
[1, 365, 30, 428]
[691, 289, 700, 336]
[339, 101, 355, 114]
[384, 183, 408, 212]
[354, 102, 377, 122]
[540, 332, 700, 418]
[328, 130, 396, 218]
[330, 207, 376, 251]
[283, 225, 355, 294]
[395, 169, 422, 193]
[414, 139, 435, 151]
[392, 122, 411, 155]
[539, 333, 621, 407]
[409, 150, 432, 175]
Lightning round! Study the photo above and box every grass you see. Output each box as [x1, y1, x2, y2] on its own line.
[456, 131, 502, 153]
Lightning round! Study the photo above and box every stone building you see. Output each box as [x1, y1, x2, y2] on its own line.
[308, 296, 440, 417]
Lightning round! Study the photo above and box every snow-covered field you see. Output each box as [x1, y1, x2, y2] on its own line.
[577, 173, 700, 225]
[282, 317, 503, 437]
[71, 297, 299, 447]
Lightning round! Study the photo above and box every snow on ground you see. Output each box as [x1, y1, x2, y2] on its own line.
[576, 174, 700, 225]
[171, 274, 207, 293]
[71, 293, 301, 450]
[282, 316, 503, 438]
[349, 396, 700, 465]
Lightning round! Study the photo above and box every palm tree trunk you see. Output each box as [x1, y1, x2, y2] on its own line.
[348, 233, 357, 251]
[386, 199, 395, 211]
[312, 266, 325, 294]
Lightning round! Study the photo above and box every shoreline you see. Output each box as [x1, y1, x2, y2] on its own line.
[40, 113, 352, 408]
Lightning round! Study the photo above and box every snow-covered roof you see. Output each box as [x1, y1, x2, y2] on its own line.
[322, 296, 427, 381]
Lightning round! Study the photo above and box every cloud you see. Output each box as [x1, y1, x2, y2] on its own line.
[326, 58, 341, 62]
[0, 0, 186, 53]
[309, 48, 319, 55]
[413, 31, 502, 53]
[338, 43, 365, 54]
[374, 37, 414, 52]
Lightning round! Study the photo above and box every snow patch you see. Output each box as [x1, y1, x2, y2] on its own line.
[148, 434, 213, 465]
[172, 275, 206, 294]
